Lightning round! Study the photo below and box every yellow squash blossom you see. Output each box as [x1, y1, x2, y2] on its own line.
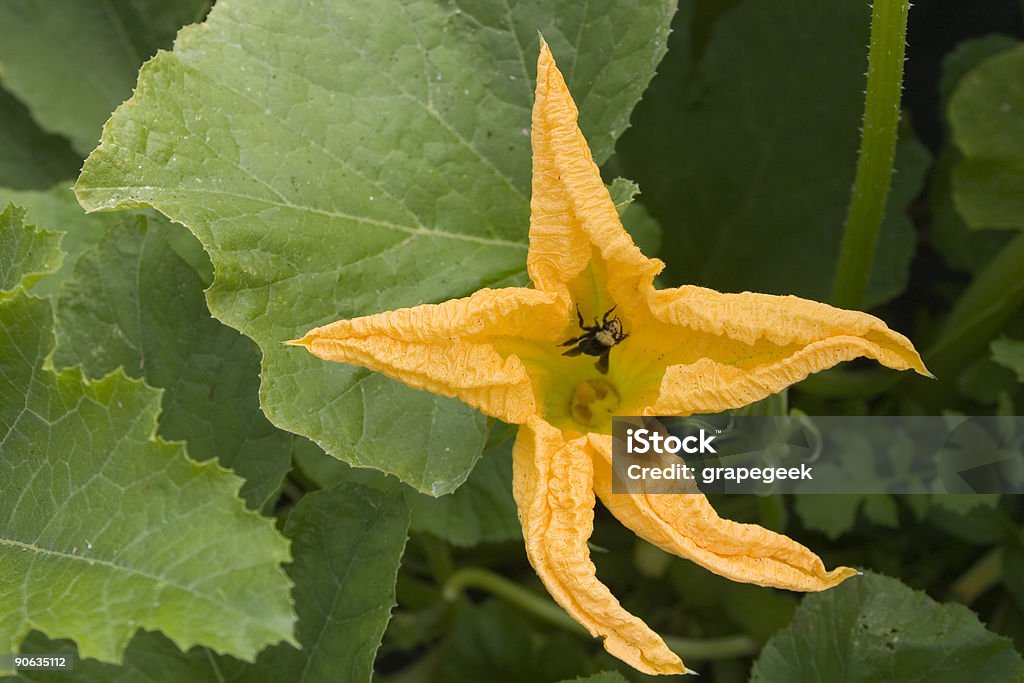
[291, 41, 929, 675]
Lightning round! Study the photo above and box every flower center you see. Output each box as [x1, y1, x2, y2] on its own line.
[569, 379, 621, 429]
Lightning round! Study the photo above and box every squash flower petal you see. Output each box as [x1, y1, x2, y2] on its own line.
[290, 287, 562, 424]
[514, 417, 687, 675]
[290, 39, 930, 676]
[589, 434, 856, 591]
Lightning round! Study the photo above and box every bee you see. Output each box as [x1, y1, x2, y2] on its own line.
[560, 305, 628, 374]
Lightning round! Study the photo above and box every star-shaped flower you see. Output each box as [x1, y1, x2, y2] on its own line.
[290, 41, 929, 675]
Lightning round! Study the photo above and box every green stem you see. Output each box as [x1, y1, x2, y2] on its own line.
[667, 634, 759, 662]
[418, 535, 455, 583]
[924, 231, 1024, 382]
[949, 547, 1003, 604]
[280, 476, 307, 503]
[444, 568, 586, 634]
[832, 0, 911, 309]
[443, 568, 760, 661]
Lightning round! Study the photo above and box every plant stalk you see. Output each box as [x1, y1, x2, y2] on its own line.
[832, 0, 911, 309]
[443, 567, 760, 661]
[949, 547, 1004, 604]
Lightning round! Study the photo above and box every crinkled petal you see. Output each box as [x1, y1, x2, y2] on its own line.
[512, 417, 686, 675]
[290, 287, 561, 424]
[637, 286, 929, 415]
[589, 434, 856, 591]
[528, 41, 662, 312]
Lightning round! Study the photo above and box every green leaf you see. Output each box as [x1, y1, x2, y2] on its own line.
[295, 423, 521, 548]
[0, 0, 210, 155]
[721, 583, 796, 642]
[437, 602, 586, 683]
[793, 494, 898, 540]
[405, 428, 521, 547]
[241, 483, 409, 682]
[992, 338, 1024, 382]
[957, 355, 1020, 404]
[1004, 538, 1024, 611]
[0, 89, 80, 190]
[609, 177, 640, 211]
[52, 215, 293, 509]
[926, 496, 1008, 545]
[0, 184, 117, 296]
[617, 0, 929, 305]
[558, 675, 629, 683]
[609, 178, 663, 257]
[929, 148, 1012, 275]
[793, 495, 861, 539]
[938, 35, 1020, 106]
[0, 265, 294, 662]
[860, 494, 899, 527]
[0, 204, 62, 293]
[8, 630, 236, 683]
[751, 572, 1024, 683]
[950, 44, 1024, 231]
[930, 37, 1018, 274]
[8, 483, 408, 682]
[76, 0, 676, 495]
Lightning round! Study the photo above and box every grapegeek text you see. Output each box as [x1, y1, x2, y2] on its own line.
[623, 427, 813, 485]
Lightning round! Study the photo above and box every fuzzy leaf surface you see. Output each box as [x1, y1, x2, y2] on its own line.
[4, 485, 407, 682]
[0, 185, 117, 296]
[52, 216, 293, 509]
[750, 572, 1024, 682]
[239, 483, 409, 682]
[0, 205, 62, 293]
[404, 430, 520, 546]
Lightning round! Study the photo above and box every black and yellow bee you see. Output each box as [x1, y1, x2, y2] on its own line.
[560, 305, 628, 374]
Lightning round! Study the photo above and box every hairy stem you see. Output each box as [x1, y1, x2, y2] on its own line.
[443, 567, 760, 661]
[832, 0, 911, 309]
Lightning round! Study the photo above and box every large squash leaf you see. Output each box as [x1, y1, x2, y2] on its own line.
[241, 483, 409, 682]
[949, 43, 1024, 231]
[0, 204, 62, 293]
[0, 206, 294, 663]
[0, 185, 118, 296]
[7, 484, 408, 683]
[76, 0, 677, 494]
[750, 572, 1024, 682]
[52, 215, 294, 510]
